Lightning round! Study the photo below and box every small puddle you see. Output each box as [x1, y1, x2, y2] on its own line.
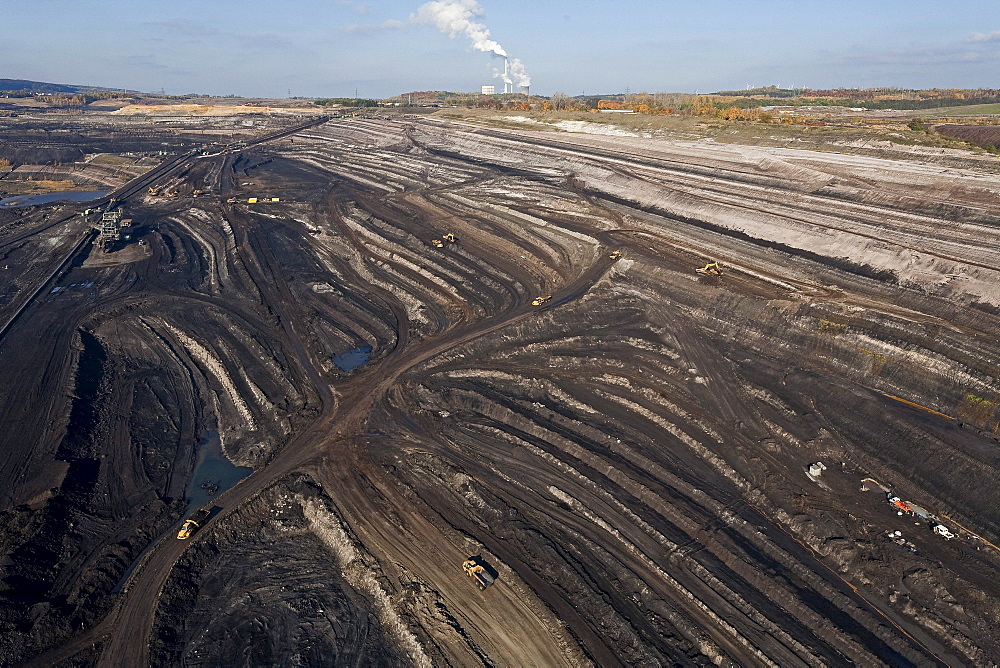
[185, 430, 252, 512]
[112, 431, 250, 593]
[0, 190, 110, 207]
[332, 344, 372, 372]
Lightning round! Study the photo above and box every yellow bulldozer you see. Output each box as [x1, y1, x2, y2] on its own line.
[431, 239, 444, 248]
[696, 262, 723, 276]
[609, 250, 622, 260]
[531, 295, 552, 306]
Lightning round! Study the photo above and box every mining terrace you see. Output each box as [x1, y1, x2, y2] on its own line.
[1, 109, 999, 666]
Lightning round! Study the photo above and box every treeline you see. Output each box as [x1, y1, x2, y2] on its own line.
[712, 87, 1000, 110]
[454, 92, 773, 120]
[314, 98, 380, 107]
[0, 90, 134, 106]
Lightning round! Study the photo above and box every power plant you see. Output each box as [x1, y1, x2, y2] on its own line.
[492, 58, 530, 95]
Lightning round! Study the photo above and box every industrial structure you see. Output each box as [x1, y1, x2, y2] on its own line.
[96, 208, 131, 251]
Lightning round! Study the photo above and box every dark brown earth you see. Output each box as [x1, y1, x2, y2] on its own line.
[1, 111, 999, 666]
[934, 124, 1000, 150]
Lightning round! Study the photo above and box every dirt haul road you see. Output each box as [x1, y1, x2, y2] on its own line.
[4, 114, 1000, 666]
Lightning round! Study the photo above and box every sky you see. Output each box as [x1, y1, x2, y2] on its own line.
[3, 0, 1000, 98]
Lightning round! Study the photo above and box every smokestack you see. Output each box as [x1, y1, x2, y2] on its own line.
[504, 58, 510, 94]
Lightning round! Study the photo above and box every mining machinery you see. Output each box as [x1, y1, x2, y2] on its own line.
[462, 557, 495, 589]
[696, 262, 723, 276]
[176, 508, 211, 540]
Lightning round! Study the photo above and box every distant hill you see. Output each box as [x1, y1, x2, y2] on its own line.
[0, 78, 127, 94]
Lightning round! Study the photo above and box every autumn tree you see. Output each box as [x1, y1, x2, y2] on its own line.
[550, 92, 572, 111]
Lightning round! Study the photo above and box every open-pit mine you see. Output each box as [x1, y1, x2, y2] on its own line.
[1, 109, 999, 666]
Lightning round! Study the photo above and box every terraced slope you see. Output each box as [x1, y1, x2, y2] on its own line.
[1, 116, 999, 666]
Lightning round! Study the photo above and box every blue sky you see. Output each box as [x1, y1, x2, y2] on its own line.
[3, 0, 999, 98]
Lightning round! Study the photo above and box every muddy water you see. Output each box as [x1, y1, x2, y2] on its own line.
[332, 345, 372, 372]
[0, 190, 109, 207]
[185, 430, 251, 512]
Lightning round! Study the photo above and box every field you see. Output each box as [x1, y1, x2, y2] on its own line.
[0, 109, 999, 666]
[439, 107, 1000, 160]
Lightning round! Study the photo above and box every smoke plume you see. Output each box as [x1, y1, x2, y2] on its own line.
[413, 0, 530, 89]
[416, 0, 505, 56]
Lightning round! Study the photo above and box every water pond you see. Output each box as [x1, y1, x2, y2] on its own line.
[185, 430, 252, 512]
[0, 190, 109, 207]
[332, 344, 373, 372]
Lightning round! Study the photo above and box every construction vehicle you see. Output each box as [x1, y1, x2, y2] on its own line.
[192, 189, 204, 197]
[176, 508, 211, 540]
[531, 295, 552, 306]
[933, 524, 956, 540]
[891, 499, 912, 514]
[696, 262, 723, 276]
[247, 197, 258, 204]
[442, 232, 458, 243]
[462, 557, 495, 590]
[431, 239, 444, 248]
[225, 197, 237, 204]
[147, 186, 160, 196]
[609, 250, 622, 260]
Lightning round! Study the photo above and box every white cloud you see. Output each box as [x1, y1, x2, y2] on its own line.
[969, 30, 1000, 43]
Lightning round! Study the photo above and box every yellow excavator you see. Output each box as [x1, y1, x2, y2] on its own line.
[696, 262, 723, 276]
[531, 295, 552, 306]
[462, 558, 495, 589]
[442, 232, 458, 243]
[609, 250, 622, 260]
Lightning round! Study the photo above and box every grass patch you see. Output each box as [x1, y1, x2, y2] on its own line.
[918, 103, 1000, 117]
[88, 153, 135, 166]
[0, 178, 80, 195]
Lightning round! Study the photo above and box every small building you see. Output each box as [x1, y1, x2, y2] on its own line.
[481, 85, 495, 95]
[808, 462, 827, 477]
